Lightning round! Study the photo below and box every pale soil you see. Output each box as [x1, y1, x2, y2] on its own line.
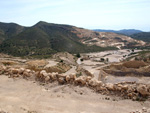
[79, 49, 145, 83]
[84, 49, 141, 62]
[65, 66, 76, 75]
[44, 60, 58, 68]
[0, 75, 150, 113]
[105, 75, 150, 84]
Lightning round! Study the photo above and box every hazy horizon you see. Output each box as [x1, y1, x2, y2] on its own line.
[0, 0, 150, 31]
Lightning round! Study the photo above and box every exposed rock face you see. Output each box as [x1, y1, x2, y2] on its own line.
[72, 27, 146, 48]
[103, 61, 150, 77]
[0, 65, 150, 100]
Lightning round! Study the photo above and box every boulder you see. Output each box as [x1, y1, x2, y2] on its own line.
[127, 85, 135, 93]
[0, 65, 6, 74]
[66, 73, 76, 84]
[23, 71, 30, 77]
[96, 85, 107, 92]
[137, 84, 149, 96]
[88, 79, 99, 87]
[121, 84, 128, 90]
[35, 71, 41, 78]
[65, 75, 71, 83]
[127, 92, 137, 99]
[75, 76, 86, 86]
[50, 72, 57, 81]
[58, 77, 66, 84]
[147, 84, 150, 93]
[105, 83, 114, 91]
[23, 69, 32, 77]
[11, 68, 19, 74]
[96, 81, 103, 87]
[24, 72, 33, 77]
[57, 74, 66, 78]
[44, 76, 50, 82]
[86, 76, 92, 83]
[42, 72, 48, 77]
[69, 73, 76, 80]
[40, 70, 47, 76]
[25, 69, 31, 73]
[0, 65, 6, 71]
[115, 84, 125, 91]
[18, 68, 25, 74]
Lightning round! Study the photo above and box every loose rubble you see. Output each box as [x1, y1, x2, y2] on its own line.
[0, 65, 150, 100]
[129, 107, 150, 113]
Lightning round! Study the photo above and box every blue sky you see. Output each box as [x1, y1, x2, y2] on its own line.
[0, 0, 150, 31]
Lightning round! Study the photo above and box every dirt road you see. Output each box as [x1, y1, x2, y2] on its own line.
[0, 75, 150, 113]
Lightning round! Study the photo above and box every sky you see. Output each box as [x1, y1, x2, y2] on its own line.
[0, 0, 150, 31]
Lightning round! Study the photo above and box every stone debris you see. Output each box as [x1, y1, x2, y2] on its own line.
[0, 65, 150, 100]
[129, 107, 150, 113]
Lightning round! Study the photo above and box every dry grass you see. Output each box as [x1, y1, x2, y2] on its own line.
[109, 64, 125, 70]
[45, 63, 71, 73]
[26, 60, 48, 71]
[0, 60, 18, 66]
[104, 61, 150, 77]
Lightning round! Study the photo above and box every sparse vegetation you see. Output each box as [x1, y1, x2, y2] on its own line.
[0, 22, 116, 57]
[80, 58, 84, 61]
[100, 58, 105, 62]
[76, 53, 81, 58]
[131, 32, 150, 42]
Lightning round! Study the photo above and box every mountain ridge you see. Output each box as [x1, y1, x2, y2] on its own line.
[131, 32, 150, 43]
[93, 29, 143, 35]
[0, 21, 116, 56]
[0, 21, 146, 56]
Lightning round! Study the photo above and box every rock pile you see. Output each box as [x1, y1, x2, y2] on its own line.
[0, 65, 150, 100]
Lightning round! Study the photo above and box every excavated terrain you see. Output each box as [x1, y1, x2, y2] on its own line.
[0, 53, 150, 113]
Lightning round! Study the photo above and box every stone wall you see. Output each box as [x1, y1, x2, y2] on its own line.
[0, 65, 150, 101]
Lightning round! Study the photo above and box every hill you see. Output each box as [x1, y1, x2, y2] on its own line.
[0, 21, 115, 56]
[131, 32, 150, 42]
[73, 27, 145, 49]
[0, 22, 25, 39]
[93, 29, 142, 35]
[0, 21, 146, 56]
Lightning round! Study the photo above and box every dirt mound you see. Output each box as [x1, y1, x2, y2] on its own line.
[44, 63, 71, 74]
[104, 61, 150, 77]
[0, 60, 18, 66]
[53, 52, 76, 65]
[123, 61, 147, 68]
[26, 60, 48, 71]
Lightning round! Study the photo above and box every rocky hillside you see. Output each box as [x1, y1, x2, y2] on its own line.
[0, 21, 146, 56]
[131, 32, 150, 42]
[0, 22, 25, 40]
[73, 27, 145, 49]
